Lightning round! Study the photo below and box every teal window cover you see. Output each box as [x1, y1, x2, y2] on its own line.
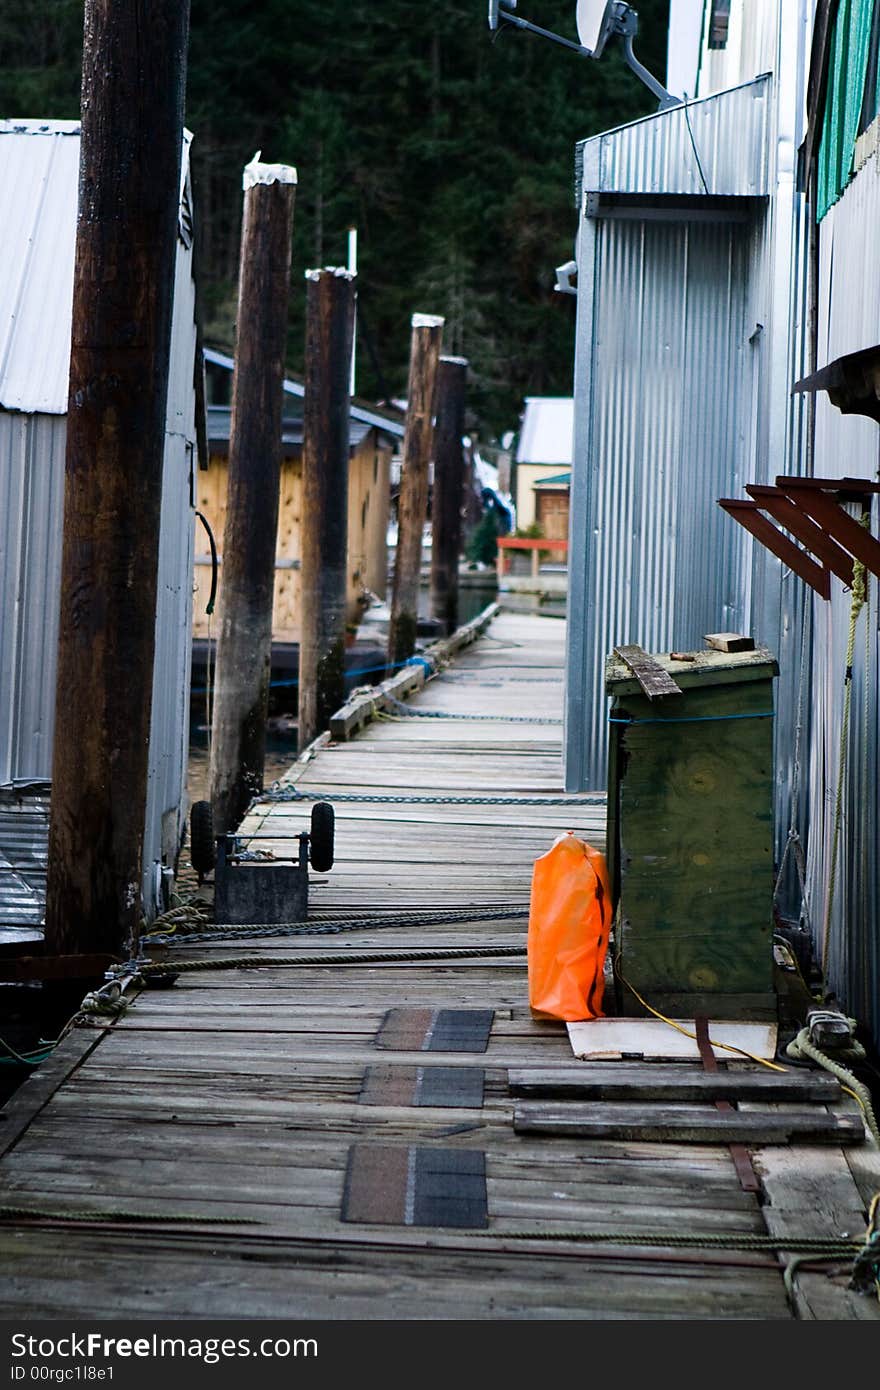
[859, 2, 880, 132]
[817, 0, 878, 220]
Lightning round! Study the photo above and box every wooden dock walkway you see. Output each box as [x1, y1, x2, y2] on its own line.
[1, 611, 877, 1320]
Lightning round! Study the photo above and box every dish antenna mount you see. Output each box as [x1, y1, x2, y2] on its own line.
[487, 1, 679, 110]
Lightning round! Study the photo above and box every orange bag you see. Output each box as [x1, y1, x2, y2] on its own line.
[527, 831, 612, 1022]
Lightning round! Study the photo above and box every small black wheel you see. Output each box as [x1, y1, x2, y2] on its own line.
[309, 801, 335, 872]
[189, 799, 215, 880]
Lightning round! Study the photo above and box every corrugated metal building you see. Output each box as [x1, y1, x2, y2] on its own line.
[565, 0, 880, 1051]
[565, 72, 784, 789]
[0, 119, 200, 926]
[802, 0, 880, 1049]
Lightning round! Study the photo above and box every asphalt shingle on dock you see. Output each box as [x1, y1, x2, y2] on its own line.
[0, 612, 877, 1320]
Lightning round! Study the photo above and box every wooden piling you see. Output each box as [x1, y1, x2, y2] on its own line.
[298, 268, 357, 753]
[387, 314, 444, 668]
[208, 159, 296, 835]
[44, 0, 191, 958]
[429, 356, 468, 636]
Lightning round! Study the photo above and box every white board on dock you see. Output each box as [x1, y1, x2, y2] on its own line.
[567, 1018, 778, 1062]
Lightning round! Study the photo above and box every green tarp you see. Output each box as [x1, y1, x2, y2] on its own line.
[817, 0, 878, 219]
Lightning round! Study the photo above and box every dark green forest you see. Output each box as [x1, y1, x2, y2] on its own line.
[0, 1, 669, 434]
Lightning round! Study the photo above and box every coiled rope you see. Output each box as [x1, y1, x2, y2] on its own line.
[786, 1023, 879, 1143]
[822, 528, 869, 971]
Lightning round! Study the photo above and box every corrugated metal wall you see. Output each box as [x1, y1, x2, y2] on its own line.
[807, 147, 880, 1048]
[0, 242, 197, 921]
[566, 209, 760, 789]
[0, 414, 66, 780]
[141, 217, 198, 906]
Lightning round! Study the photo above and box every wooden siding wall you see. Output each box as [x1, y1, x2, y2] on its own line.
[193, 438, 391, 643]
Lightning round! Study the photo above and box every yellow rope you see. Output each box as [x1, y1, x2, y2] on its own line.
[822, 517, 869, 972]
[613, 953, 789, 1073]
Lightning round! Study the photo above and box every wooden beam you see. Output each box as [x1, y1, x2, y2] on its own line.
[703, 633, 756, 654]
[719, 500, 832, 598]
[429, 356, 468, 637]
[387, 314, 444, 668]
[744, 484, 855, 585]
[613, 645, 683, 699]
[329, 602, 499, 740]
[507, 1066, 842, 1103]
[298, 268, 357, 753]
[209, 160, 296, 835]
[776, 483, 880, 579]
[514, 1102, 865, 1145]
[44, 0, 191, 957]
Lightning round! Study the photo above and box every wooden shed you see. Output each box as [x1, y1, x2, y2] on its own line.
[195, 350, 403, 657]
[606, 642, 779, 1022]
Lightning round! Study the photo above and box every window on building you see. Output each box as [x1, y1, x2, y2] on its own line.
[708, 0, 731, 49]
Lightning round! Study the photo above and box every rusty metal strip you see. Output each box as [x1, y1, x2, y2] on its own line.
[693, 1014, 763, 1195]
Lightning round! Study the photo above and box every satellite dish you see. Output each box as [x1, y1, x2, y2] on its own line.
[488, 0, 516, 32]
[486, 1, 678, 109]
[576, 0, 617, 58]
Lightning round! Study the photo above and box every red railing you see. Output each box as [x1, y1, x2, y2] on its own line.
[496, 535, 568, 578]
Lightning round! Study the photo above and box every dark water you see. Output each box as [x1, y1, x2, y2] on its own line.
[186, 730, 298, 806]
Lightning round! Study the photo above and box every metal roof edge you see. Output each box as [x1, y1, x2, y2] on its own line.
[576, 74, 773, 203]
[576, 73, 772, 154]
[203, 347, 406, 438]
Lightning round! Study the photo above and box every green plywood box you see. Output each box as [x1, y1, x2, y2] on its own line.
[605, 644, 779, 1022]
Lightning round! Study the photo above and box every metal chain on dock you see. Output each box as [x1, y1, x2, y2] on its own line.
[254, 786, 601, 807]
[382, 695, 562, 724]
[146, 902, 530, 946]
[472, 1230, 862, 1254]
[139, 944, 528, 978]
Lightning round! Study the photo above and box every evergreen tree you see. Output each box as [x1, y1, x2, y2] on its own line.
[0, 0, 670, 435]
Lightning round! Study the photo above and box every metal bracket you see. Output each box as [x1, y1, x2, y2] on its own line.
[554, 259, 578, 296]
[719, 477, 880, 600]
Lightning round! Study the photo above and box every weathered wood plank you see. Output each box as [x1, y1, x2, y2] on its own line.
[514, 1103, 866, 1145]
[507, 1066, 842, 1103]
[613, 645, 684, 699]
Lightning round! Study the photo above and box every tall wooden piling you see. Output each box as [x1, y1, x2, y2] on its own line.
[298, 268, 357, 753]
[44, 0, 191, 958]
[208, 159, 296, 835]
[387, 314, 444, 668]
[429, 356, 468, 636]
